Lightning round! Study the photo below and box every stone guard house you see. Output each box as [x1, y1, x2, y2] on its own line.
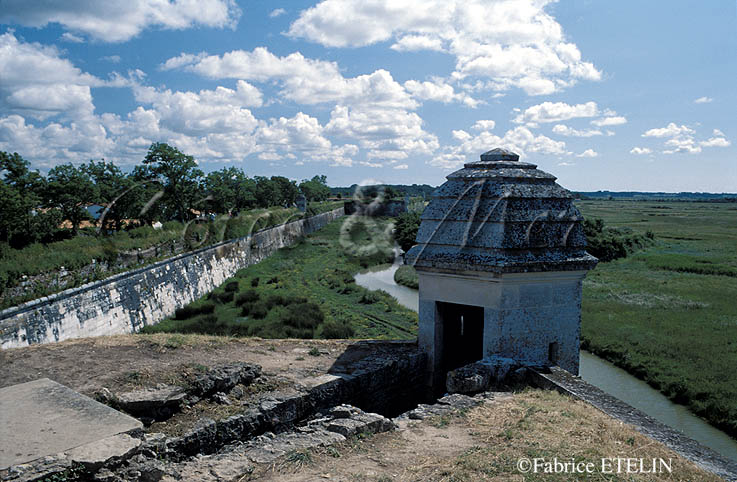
[406, 148, 597, 392]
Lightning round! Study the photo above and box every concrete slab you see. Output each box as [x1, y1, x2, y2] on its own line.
[66, 433, 141, 471]
[0, 378, 142, 469]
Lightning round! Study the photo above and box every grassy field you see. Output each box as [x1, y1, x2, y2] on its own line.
[577, 200, 737, 437]
[143, 216, 418, 340]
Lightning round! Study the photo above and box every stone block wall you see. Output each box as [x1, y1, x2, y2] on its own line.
[0, 208, 344, 349]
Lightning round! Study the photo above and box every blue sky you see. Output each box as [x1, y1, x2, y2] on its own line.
[1, 0, 735, 191]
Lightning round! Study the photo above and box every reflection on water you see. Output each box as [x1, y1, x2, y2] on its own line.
[354, 263, 418, 312]
[354, 263, 737, 462]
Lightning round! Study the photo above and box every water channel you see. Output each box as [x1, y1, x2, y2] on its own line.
[354, 262, 737, 462]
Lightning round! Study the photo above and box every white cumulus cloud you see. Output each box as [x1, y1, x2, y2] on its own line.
[700, 136, 730, 148]
[552, 124, 602, 137]
[60, 32, 84, 43]
[472, 120, 496, 131]
[629, 147, 652, 155]
[576, 149, 598, 158]
[513, 101, 598, 126]
[132, 82, 262, 136]
[404, 79, 478, 107]
[694, 96, 713, 104]
[591, 116, 627, 127]
[430, 121, 566, 168]
[664, 137, 701, 154]
[641, 123, 729, 155]
[391, 35, 444, 52]
[642, 123, 694, 138]
[0, 32, 100, 120]
[0, 0, 242, 42]
[162, 47, 416, 108]
[326, 105, 439, 158]
[287, 0, 601, 96]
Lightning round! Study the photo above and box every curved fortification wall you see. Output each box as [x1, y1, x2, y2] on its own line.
[0, 208, 344, 349]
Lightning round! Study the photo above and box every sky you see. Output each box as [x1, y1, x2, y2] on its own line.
[0, 0, 735, 192]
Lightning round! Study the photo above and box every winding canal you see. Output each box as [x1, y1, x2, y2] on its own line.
[355, 262, 737, 462]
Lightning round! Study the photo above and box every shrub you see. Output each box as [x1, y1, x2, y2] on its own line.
[251, 277, 260, 287]
[174, 302, 214, 319]
[224, 281, 239, 292]
[266, 294, 307, 309]
[216, 291, 235, 303]
[235, 289, 260, 306]
[394, 265, 418, 289]
[359, 291, 382, 304]
[583, 217, 654, 262]
[240, 303, 253, 316]
[337, 283, 358, 294]
[280, 302, 324, 334]
[321, 321, 355, 339]
[250, 302, 269, 319]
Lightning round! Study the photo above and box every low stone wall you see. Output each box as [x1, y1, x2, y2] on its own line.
[0, 208, 344, 350]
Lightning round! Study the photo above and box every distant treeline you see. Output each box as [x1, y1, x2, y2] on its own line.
[331, 186, 737, 203]
[575, 191, 737, 202]
[330, 183, 436, 200]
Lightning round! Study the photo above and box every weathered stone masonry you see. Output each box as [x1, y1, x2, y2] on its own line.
[0, 208, 344, 350]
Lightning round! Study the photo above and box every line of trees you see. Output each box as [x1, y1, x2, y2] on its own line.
[0, 143, 331, 249]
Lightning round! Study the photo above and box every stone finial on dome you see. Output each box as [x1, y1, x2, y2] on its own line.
[480, 148, 519, 162]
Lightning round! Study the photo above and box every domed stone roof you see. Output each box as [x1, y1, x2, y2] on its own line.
[405, 148, 598, 274]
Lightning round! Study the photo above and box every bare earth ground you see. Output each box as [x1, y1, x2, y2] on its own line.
[0, 335, 723, 481]
[0, 334, 356, 397]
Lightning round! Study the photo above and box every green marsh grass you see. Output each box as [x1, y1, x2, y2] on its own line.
[577, 200, 737, 436]
[142, 217, 418, 340]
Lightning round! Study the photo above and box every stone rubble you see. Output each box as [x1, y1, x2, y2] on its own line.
[114, 385, 187, 420]
[97, 363, 262, 422]
[398, 392, 491, 421]
[189, 363, 262, 399]
[116, 404, 397, 482]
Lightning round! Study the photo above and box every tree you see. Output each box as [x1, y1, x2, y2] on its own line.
[202, 167, 259, 214]
[45, 163, 96, 235]
[384, 185, 400, 200]
[0, 152, 49, 246]
[299, 175, 330, 201]
[271, 176, 299, 206]
[254, 176, 280, 208]
[142, 143, 203, 221]
[235, 176, 258, 211]
[81, 160, 132, 231]
[127, 165, 166, 226]
[394, 211, 421, 253]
